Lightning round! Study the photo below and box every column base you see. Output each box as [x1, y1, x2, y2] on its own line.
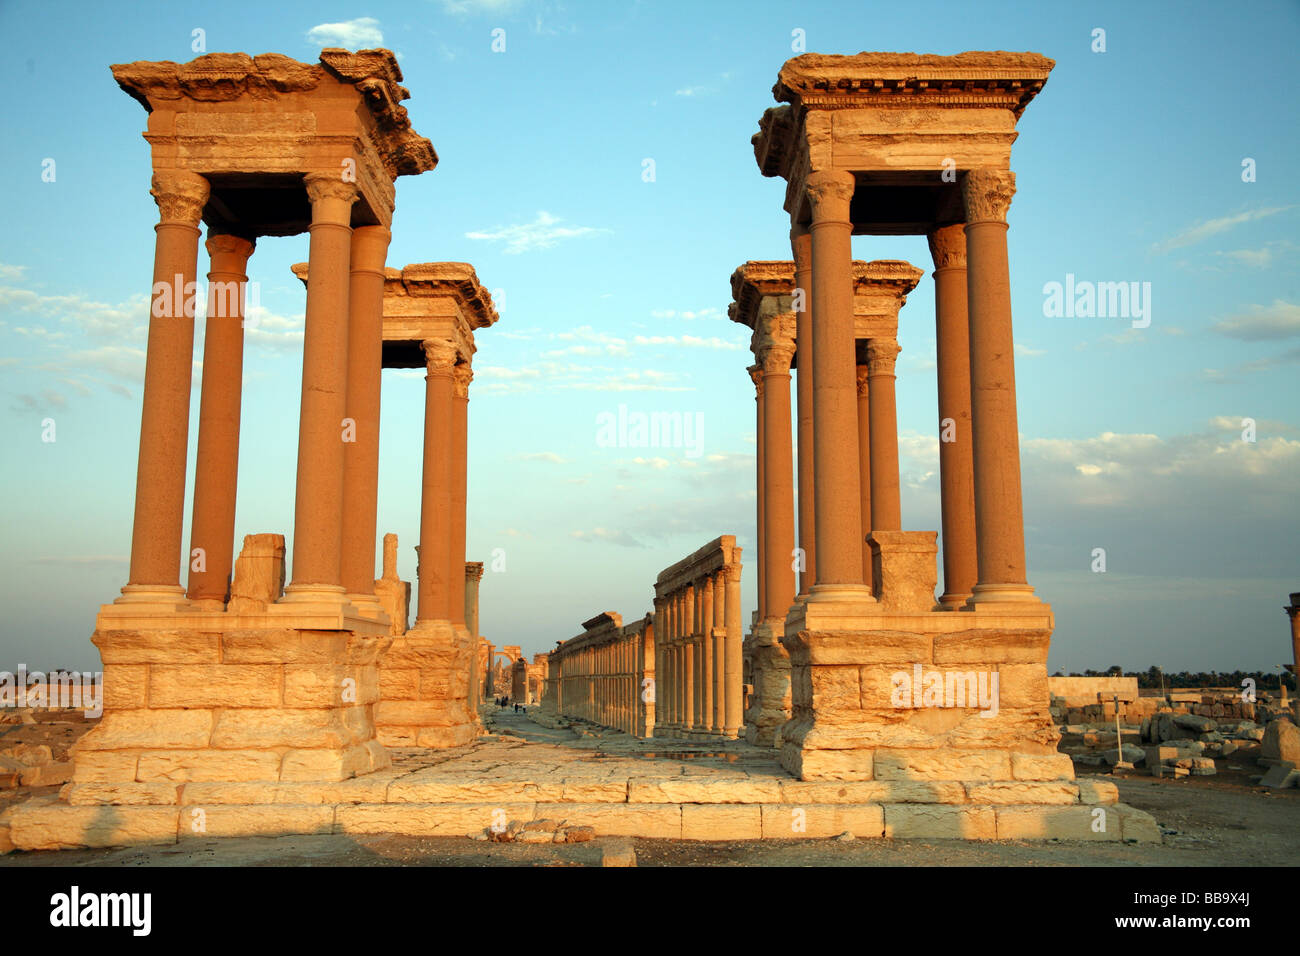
[65, 616, 393, 801]
[806, 582, 875, 604]
[936, 592, 972, 610]
[967, 583, 1040, 605]
[778, 596, 1060, 782]
[112, 584, 189, 612]
[374, 619, 479, 750]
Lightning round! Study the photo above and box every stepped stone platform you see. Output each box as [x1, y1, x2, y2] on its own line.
[3, 710, 1159, 851]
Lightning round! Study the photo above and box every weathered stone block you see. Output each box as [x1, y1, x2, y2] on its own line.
[77, 709, 214, 751]
[179, 804, 335, 839]
[884, 804, 996, 840]
[136, 749, 281, 783]
[760, 803, 885, 839]
[1010, 752, 1074, 781]
[681, 804, 762, 840]
[875, 749, 1011, 781]
[149, 664, 282, 708]
[995, 805, 1117, 841]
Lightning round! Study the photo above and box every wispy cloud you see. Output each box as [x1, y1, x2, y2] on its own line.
[465, 211, 610, 254]
[1211, 300, 1300, 341]
[305, 17, 384, 48]
[570, 527, 646, 548]
[1152, 205, 1291, 254]
[632, 334, 745, 351]
[518, 451, 568, 464]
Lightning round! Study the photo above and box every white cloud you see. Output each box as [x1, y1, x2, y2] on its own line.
[306, 17, 383, 49]
[437, 0, 524, 14]
[1152, 205, 1291, 254]
[465, 211, 610, 254]
[632, 334, 745, 351]
[1211, 300, 1300, 341]
[518, 451, 568, 464]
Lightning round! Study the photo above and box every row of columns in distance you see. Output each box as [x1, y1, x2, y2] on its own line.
[550, 617, 650, 735]
[653, 564, 744, 738]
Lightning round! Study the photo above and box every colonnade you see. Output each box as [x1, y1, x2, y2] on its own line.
[652, 536, 744, 740]
[546, 612, 654, 736]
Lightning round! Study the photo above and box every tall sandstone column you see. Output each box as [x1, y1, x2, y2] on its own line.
[790, 225, 816, 593]
[806, 170, 866, 593]
[929, 224, 978, 607]
[449, 366, 472, 626]
[724, 561, 743, 737]
[699, 576, 715, 734]
[962, 168, 1035, 603]
[759, 335, 797, 623]
[340, 225, 390, 602]
[855, 363, 871, 582]
[416, 341, 457, 620]
[866, 338, 902, 533]
[125, 171, 210, 599]
[187, 233, 254, 603]
[750, 365, 766, 620]
[286, 175, 357, 598]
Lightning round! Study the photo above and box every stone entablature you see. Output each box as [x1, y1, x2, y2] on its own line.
[112, 49, 436, 231]
[753, 51, 1054, 230]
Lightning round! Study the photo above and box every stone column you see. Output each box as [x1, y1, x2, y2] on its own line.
[750, 365, 766, 621]
[962, 168, 1036, 603]
[340, 225, 390, 602]
[682, 586, 695, 733]
[929, 224, 978, 608]
[866, 338, 902, 532]
[465, 563, 484, 639]
[855, 363, 872, 580]
[187, 233, 254, 603]
[286, 175, 357, 598]
[724, 560, 744, 737]
[699, 576, 715, 735]
[759, 337, 797, 622]
[416, 340, 458, 621]
[806, 170, 866, 594]
[712, 567, 726, 734]
[449, 365, 472, 626]
[124, 171, 210, 601]
[652, 599, 664, 734]
[791, 224, 816, 593]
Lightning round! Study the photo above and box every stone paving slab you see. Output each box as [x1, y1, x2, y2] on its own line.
[0, 710, 1160, 851]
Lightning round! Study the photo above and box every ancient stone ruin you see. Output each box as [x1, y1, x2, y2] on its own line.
[1, 47, 1174, 852]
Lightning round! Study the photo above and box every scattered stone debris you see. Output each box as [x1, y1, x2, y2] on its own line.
[468, 818, 596, 844]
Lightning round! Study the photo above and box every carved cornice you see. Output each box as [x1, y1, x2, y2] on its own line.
[111, 49, 437, 179]
[962, 168, 1016, 223]
[773, 51, 1054, 117]
[927, 224, 967, 270]
[397, 262, 499, 330]
[150, 171, 209, 225]
[730, 260, 796, 331]
[852, 260, 924, 298]
[654, 535, 741, 600]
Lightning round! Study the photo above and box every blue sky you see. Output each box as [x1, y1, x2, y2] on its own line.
[0, 0, 1296, 675]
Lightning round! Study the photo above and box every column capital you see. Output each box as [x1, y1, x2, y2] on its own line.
[961, 168, 1016, 224]
[754, 311, 797, 374]
[866, 338, 901, 377]
[150, 171, 209, 226]
[725, 559, 743, 583]
[856, 364, 870, 397]
[927, 223, 967, 270]
[747, 363, 764, 398]
[452, 363, 474, 398]
[204, 234, 254, 274]
[805, 169, 855, 223]
[422, 339, 458, 373]
[304, 173, 360, 206]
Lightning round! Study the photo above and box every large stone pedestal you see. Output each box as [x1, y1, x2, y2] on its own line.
[375, 619, 478, 749]
[744, 620, 790, 747]
[780, 596, 1061, 788]
[65, 600, 393, 805]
